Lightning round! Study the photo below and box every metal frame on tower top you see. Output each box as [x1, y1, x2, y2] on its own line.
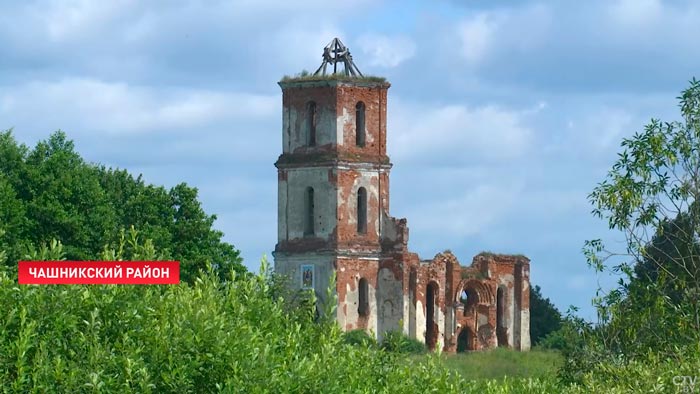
[313, 38, 363, 77]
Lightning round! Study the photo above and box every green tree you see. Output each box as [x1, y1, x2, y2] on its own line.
[168, 182, 243, 282]
[0, 129, 246, 281]
[529, 285, 562, 346]
[585, 78, 700, 356]
[23, 131, 118, 260]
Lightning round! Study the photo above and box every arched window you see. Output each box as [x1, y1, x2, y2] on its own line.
[497, 286, 508, 347]
[355, 101, 365, 147]
[461, 288, 478, 317]
[357, 187, 367, 234]
[358, 278, 369, 316]
[306, 101, 317, 147]
[304, 187, 314, 236]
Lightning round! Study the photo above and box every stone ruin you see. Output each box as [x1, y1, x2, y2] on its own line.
[273, 39, 530, 352]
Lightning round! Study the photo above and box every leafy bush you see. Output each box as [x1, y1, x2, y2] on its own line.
[343, 329, 377, 348]
[381, 330, 426, 354]
[0, 249, 469, 392]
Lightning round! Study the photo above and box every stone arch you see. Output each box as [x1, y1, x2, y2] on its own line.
[458, 288, 476, 317]
[455, 279, 495, 306]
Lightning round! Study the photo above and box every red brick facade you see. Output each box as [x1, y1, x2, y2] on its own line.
[274, 78, 530, 352]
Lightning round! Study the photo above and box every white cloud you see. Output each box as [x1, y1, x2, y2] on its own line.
[455, 4, 551, 67]
[0, 78, 277, 135]
[408, 182, 524, 237]
[608, 0, 663, 27]
[42, 0, 139, 42]
[388, 99, 533, 162]
[548, 106, 634, 156]
[357, 34, 416, 68]
[264, 24, 346, 74]
[229, 0, 374, 13]
[587, 108, 634, 151]
[456, 13, 498, 66]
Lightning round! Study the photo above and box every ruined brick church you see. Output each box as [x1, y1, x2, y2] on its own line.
[273, 39, 530, 352]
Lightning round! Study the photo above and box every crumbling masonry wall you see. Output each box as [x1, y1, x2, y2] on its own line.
[273, 77, 530, 353]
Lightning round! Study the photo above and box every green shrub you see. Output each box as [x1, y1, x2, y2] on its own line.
[0, 255, 466, 393]
[343, 329, 377, 348]
[4, 239, 696, 393]
[381, 330, 426, 354]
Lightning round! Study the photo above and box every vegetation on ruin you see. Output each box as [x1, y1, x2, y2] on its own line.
[475, 251, 529, 260]
[460, 269, 487, 280]
[280, 69, 387, 83]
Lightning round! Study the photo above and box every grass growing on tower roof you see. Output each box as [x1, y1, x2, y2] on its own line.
[280, 70, 387, 83]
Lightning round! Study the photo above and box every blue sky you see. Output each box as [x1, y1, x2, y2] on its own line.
[2, 0, 698, 320]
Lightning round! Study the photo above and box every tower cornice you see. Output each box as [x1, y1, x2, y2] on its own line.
[275, 152, 392, 170]
[278, 78, 391, 90]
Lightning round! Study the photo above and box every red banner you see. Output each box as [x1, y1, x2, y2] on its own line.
[18, 261, 180, 285]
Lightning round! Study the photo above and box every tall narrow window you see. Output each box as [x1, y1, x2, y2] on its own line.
[306, 101, 316, 147]
[426, 282, 438, 350]
[497, 286, 508, 347]
[358, 278, 369, 316]
[304, 187, 314, 236]
[355, 101, 365, 147]
[357, 187, 367, 234]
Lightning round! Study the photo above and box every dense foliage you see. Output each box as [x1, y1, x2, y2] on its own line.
[0, 237, 468, 393]
[528, 285, 562, 346]
[552, 79, 700, 385]
[2, 238, 697, 392]
[0, 130, 245, 282]
[0, 254, 666, 392]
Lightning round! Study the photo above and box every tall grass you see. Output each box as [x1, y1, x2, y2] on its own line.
[439, 348, 563, 381]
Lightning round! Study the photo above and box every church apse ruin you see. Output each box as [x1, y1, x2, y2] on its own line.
[273, 38, 530, 352]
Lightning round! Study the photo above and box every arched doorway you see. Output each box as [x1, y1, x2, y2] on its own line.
[425, 282, 439, 350]
[457, 328, 471, 352]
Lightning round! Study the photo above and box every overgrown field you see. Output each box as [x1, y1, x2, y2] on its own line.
[439, 348, 563, 381]
[2, 261, 698, 393]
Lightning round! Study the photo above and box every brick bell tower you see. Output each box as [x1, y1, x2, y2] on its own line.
[274, 39, 531, 350]
[273, 38, 393, 332]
